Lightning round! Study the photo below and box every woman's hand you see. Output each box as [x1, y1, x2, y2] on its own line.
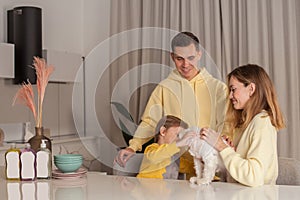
[200, 127, 229, 152]
[221, 135, 235, 149]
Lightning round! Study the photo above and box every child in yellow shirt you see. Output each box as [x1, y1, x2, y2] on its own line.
[137, 115, 196, 179]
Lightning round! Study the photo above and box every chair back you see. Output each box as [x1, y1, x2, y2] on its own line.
[277, 157, 300, 185]
[113, 153, 144, 177]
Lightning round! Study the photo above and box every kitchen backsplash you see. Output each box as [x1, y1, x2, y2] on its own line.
[0, 122, 28, 142]
[0, 79, 78, 137]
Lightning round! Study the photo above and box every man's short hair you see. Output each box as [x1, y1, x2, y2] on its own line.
[171, 32, 200, 52]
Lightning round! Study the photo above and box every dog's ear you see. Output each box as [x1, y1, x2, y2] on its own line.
[178, 131, 183, 139]
[178, 129, 187, 139]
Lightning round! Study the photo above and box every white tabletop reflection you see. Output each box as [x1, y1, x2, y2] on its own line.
[1, 170, 300, 200]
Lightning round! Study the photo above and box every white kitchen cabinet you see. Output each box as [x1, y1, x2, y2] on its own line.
[0, 43, 14, 78]
[0, 44, 82, 82]
[42, 49, 83, 82]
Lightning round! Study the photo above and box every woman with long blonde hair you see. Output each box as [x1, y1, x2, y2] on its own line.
[226, 64, 285, 132]
[200, 64, 285, 187]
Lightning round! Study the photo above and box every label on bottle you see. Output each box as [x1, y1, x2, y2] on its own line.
[20, 152, 35, 179]
[37, 151, 50, 178]
[6, 152, 20, 179]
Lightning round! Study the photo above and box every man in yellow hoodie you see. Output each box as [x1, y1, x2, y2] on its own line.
[115, 32, 227, 178]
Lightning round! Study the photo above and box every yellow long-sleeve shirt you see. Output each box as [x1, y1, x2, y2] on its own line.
[220, 111, 278, 187]
[129, 68, 228, 174]
[137, 143, 180, 179]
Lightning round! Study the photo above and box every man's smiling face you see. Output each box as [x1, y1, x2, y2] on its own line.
[171, 43, 202, 81]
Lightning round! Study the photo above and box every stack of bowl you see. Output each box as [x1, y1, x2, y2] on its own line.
[54, 154, 83, 173]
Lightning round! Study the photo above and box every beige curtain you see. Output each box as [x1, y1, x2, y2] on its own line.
[105, 0, 223, 146]
[102, 0, 300, 160]
[220, 0, 300, 160]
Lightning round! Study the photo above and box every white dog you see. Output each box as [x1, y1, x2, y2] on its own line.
[179, 127, 227, 185]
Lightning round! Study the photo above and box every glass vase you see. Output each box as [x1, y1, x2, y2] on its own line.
[28, 127, 52, 152]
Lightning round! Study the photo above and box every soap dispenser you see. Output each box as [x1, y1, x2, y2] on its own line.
[5, 143, 20, 180]
[20, 143, 36, 181]
[36, 139, 52, 179]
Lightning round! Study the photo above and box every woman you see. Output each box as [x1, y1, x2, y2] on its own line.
[200, 64, 285, 187]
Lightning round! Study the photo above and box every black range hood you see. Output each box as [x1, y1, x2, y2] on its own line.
[8, 6, 42, 84]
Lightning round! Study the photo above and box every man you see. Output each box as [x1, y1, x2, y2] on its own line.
[115, 32, 227, 177]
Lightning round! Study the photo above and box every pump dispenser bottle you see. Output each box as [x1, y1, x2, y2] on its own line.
[36, 139, 52, 179]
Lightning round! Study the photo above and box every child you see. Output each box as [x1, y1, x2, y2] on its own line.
[137, 115, 195, 179]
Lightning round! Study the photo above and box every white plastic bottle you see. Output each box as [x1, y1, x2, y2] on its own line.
[20, 143, 36, 181]
[5, 143, 20, 180]
[36, 139, 52, 179]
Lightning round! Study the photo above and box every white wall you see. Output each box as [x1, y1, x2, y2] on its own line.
[0, 0, 110, 137]
[0, 0, 111, 54]
[83, 0, 110, 56]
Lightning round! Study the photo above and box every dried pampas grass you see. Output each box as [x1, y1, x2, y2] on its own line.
[13, 57, 54, 128]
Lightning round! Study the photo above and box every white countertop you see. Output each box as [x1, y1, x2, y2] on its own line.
[1, 169, 300, 200]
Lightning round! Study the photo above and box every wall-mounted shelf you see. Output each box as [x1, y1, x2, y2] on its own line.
[0, 43, 14, 78]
